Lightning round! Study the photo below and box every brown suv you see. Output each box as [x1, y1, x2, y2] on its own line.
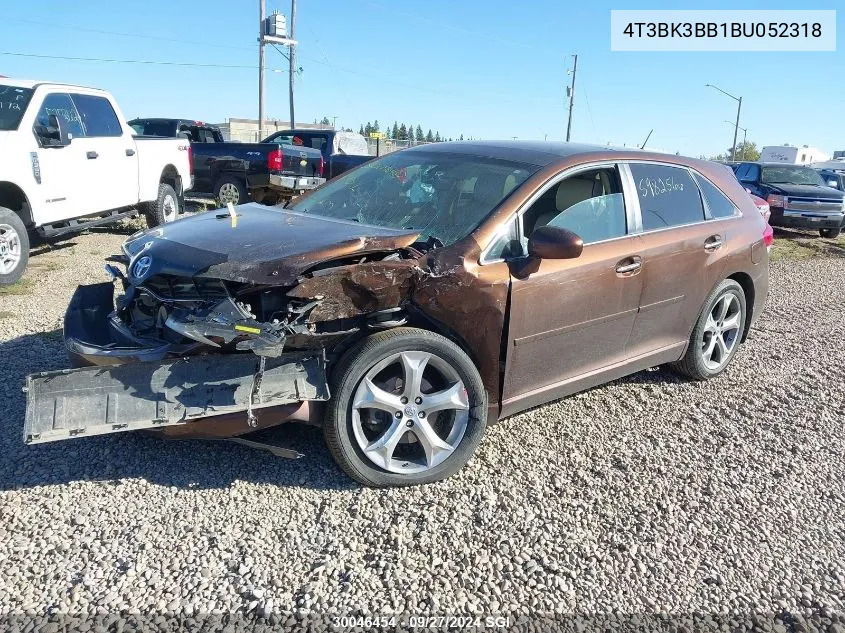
[26, 142, 769, 487]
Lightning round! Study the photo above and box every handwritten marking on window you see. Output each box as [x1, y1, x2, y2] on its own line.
[638, 176, 684, 198]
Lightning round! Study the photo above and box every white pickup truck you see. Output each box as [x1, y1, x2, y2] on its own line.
[0, 79, 193, 285]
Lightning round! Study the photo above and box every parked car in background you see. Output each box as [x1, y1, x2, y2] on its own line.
[734, 161, 845, 238]
[26, 142, 770, 487]
[816, 169, 845, 192]
[0, 80, 192, 285]
[129, 118, 325, 206]
[261, 129, 373, 179]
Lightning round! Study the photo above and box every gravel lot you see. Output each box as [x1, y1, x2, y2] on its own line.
[0, 225, 844, 630]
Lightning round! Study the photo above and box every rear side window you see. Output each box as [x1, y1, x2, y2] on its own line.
[71, 94, 123, 137]
[629, 163, 705, 231]
[34, 93, 85, 139]
[694, 174, 739, 219]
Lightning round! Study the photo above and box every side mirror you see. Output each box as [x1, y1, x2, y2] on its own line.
[828, 180, 838, 188]
[50, 114, 72, 146]
[37, 114, 71, 147]
[528, 225, 583, 260]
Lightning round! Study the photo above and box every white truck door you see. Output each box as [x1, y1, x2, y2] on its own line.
[30, 92, 90, 225]
[70, 93, 139, 212]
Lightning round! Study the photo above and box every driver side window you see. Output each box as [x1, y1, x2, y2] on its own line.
[34, 93, 85, 139]
[524, 167, 627, 244]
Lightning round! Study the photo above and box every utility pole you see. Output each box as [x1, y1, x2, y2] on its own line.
[258, 0, 266, 140]
[566, 54, 577, 142]
[288, 0, 297, 129]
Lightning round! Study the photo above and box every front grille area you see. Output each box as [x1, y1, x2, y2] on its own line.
[785, 197, 844, 214]
[139, 275, 229, 302]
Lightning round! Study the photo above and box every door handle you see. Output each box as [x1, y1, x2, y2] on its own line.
[125, 149, 136, 156]
[86, 151, 98, 160]
[615, 256, 642, 275]
[704, 235, 723, 251]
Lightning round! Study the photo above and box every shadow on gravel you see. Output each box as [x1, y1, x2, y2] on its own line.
[0, 332, 357, 493]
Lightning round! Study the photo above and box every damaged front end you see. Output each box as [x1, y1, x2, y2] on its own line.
[27, 209, 434, 445]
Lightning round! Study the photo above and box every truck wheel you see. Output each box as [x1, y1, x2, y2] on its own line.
[323, 327, 488, 487]
[0, 207, 29, 286]
[820, 228, 841, 238]
[215, 177, 248, 207]
[143, 183, 180, 228]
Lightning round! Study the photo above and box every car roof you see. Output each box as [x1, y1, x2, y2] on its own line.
[0, 78, 105, 92]
[402, 140, 676, 167]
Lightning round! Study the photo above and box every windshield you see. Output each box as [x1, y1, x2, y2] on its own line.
[288, 150, 538, 245]
[761, 165, 825, 186]
[0, 85, 34, 131]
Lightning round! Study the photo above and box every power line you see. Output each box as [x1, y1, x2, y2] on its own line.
[0, 51, 289, 71]
[5, 18, 257, 52]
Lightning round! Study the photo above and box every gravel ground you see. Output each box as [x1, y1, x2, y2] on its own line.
[0, 225, 844, 631]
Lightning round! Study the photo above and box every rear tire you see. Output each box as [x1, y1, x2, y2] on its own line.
[143, 183, 180, 228]
[671, 279, 746, 381]
[215, 176, 248, 207]
[0, 207, 29, 286]
[820, 228, 841, 238]
[323, 328, 488, 487]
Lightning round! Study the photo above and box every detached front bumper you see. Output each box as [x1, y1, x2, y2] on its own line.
[26, 282, 331, 445]
[64, 282, 179, 367]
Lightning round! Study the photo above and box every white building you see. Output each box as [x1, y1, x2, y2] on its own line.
[759, 145, 830, 165]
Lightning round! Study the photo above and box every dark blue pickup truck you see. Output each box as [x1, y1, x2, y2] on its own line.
[261, 129, 373, 179]
[734, 161, 845, 238]
[128, 118, 325, 205]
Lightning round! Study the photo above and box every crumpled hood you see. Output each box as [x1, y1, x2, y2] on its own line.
[123, 203, 420, 285]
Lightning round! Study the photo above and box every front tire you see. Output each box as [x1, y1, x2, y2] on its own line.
[0, 207, 29, 286]
[671, 279, 746, 381]
[323, 328, 488, 487]
[820, 228, 841, 239]
[143, 183, 180, 228]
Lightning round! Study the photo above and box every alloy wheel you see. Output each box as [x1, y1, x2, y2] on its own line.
[351, 351, 470, 474]
[700, 293, 742, 371]
[218, 183, 240, 205]
[0, 223, 22, 275]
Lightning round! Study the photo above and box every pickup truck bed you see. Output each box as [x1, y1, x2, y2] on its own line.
[128, 118, 325, 206]
[261, 129, 373, 179]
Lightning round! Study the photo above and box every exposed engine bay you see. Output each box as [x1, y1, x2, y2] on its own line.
[109, 241, 438, 361]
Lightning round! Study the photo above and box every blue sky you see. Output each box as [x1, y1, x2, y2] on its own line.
[1, 0, 842, 157]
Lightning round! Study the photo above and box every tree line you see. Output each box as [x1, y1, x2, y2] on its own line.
[355, 120, 471, 143]
[706, 140, 761, 162]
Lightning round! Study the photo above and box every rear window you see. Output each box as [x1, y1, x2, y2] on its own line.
[71, 94, 123, 137]
[130, 120, 176, 137]
[694, 174, 739, 219]
[629, 163, 706, 230]
[0, 85, 34, 131]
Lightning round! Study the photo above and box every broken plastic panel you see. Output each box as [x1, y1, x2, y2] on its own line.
[23, 352, 329, 444]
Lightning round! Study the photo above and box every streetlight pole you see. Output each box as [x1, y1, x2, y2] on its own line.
[706, 84, 742, 162]
[566, 54, 578, 142]
[724, 121, 748, 160]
